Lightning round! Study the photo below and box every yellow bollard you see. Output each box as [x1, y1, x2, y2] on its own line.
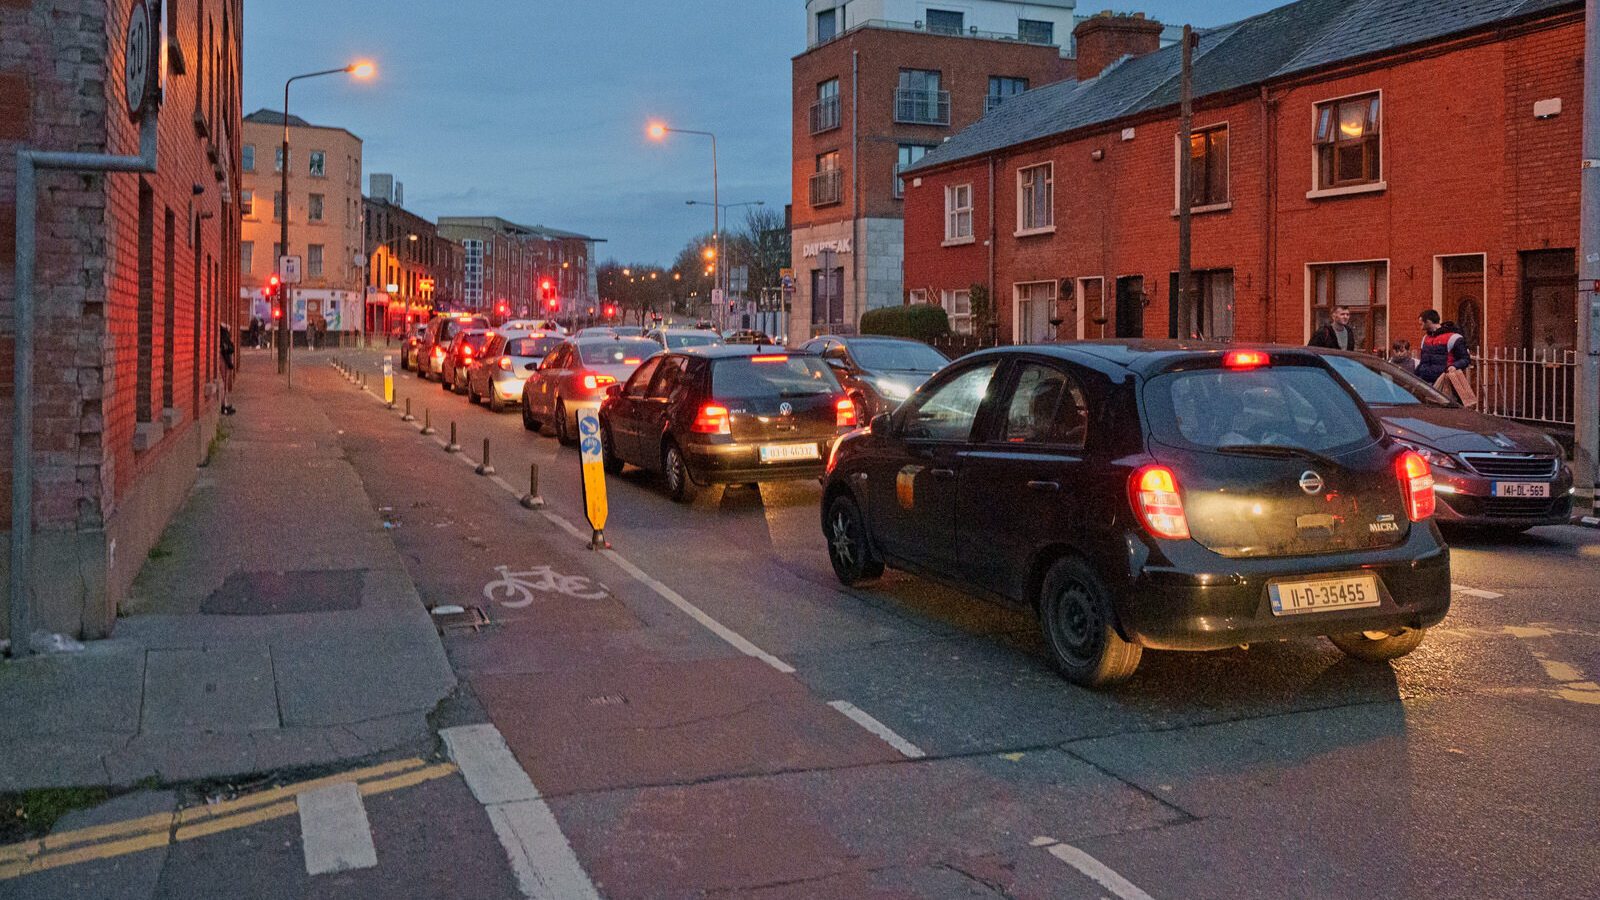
[383, 356, 395, 407]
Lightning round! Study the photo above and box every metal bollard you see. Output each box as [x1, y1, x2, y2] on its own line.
[521, 462, 546, 509]
[475, 437, 495, 476]
[445, 421, 460, 452]
[402, 397, 415, 422]
[421, 408, 435, 435]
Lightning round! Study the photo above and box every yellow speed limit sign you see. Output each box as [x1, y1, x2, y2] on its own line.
[577, 408, 609, 548]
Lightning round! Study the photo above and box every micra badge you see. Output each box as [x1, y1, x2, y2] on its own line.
[1369, 520, 1401, 533]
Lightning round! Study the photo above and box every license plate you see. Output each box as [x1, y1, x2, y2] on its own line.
[1493, 481, 1550, 498]
[759, 443, 820, 463]
[1269, 574, 1381, 616]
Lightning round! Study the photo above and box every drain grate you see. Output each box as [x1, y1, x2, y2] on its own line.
[201, 570, 365, 615]
[431, 605, 490, 634]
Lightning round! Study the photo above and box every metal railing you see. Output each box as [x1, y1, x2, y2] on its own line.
[809, 96, 841, 134]
[1470, 346, 1577, 426]
[929, 332, 1008, 358]
[810, 18, 1060, 50]
[895, 89, 951, 125]
[809, 169, 844, 207]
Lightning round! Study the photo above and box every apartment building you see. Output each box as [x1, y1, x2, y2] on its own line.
[364, 175, 466, 333]
[436, 216, 602, 316]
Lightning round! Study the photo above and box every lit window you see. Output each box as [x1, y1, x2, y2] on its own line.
[1314, 94, 1381, 189]
[1182, 125, 1229, 207]
[1310, 261, 1388, 351]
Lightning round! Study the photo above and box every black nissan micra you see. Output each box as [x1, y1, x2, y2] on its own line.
[820, 342, 1452, 688]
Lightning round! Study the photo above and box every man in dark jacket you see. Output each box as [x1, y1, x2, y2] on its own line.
[1416, 309, 1471, 383]
[1308, 306, 1357, 351]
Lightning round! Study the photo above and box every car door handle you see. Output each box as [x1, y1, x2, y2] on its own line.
[1027, 480, 1061, 493]
[930, 467, 956, 478]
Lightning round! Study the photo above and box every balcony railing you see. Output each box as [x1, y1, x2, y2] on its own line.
[810, 169, 844, 207]
[895, 89, 951, 125]
[809, 18, 1061, 50]
[809, 96, 841, 134]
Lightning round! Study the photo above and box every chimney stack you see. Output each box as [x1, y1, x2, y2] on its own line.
[1073, 11, 1165, 81]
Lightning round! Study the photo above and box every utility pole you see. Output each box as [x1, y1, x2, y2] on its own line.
[1578, 0, 1600, 514]
[1176, 24, 1196, 341]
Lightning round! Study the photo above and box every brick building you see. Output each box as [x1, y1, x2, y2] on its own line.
[1, 0, 242, 640]
[363, 176, 465, 334]
[904, 0, 1584, 400]
[239, 109, 363, 336]
[436, 216, 601, 317]
[789, 0, 1079, 344]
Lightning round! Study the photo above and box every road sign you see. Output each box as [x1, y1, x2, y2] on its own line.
[712, 288, 725, 305]
[730, 266, 749, 294]
[780, 268, 795, 291]
[577, 408, 609, 548]
[278, 255, 303, 284]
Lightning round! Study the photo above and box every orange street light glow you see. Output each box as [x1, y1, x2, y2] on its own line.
[647, 122, 668, 140]
[702, 247, 716, 260]
[349, 61, 376, 78]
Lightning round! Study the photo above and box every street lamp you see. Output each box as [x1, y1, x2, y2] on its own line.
[647, 120, 724, 327]
[279, 60, 375, 384]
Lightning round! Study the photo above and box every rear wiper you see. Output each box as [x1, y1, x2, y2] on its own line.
[1215, 444, 1341, 469]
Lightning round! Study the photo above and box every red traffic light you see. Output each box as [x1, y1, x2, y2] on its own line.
[269, 274, 281, 287]
[271, 307, 283, 319]
[546, 298, 559, 311]
[603, 304, 617, 319]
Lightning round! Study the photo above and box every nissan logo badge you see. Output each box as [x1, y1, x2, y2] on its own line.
[779, 402, 794, 416]
[1299, 470, 1325, 495]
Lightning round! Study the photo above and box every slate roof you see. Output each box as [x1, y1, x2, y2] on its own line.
[908, 0, 1579, 174]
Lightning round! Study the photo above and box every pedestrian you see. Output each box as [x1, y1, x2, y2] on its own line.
[1389, 339, 1418, 374]
[1308, 306, 1357, 351]
[1416, 309, 1472, 383]
[218, 324, 237, 415]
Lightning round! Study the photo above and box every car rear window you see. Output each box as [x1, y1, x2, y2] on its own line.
[1324, 356, 1451, 407]
[712, 356, 841, 400]
[508, 336, 562, 357]
[850, 341, 948, 371]
[460, 332, 491, 350]
[1146, 364, 1376, 453]
[664, 332, 721, 349]
[579, 339, 659, 366]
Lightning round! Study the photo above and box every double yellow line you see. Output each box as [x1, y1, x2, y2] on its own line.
[0, 757, 457, 881]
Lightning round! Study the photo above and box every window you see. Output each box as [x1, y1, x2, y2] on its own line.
[1000, 364, 1089, 447]
[272, 191, 284, 222]
[896, 69, 947, 125]
[1149, 366, 1375, 454]
[240, 241, 253, 275]
[241, 144, 255, 172]
[812, 78, 841, 133]
[895, 144, 930, 198]
[308, 150, 326, 177]
[1315, 93, 1381, 189]
[941, 289, 973, 335]
[1017, 163, 1053, 232]
[1169, 269, 1235, 341]
[944, 183, 973, 241]
[908, 290, 928, 305]
[649, 357, 688, 400]
[308, 244, 324, 277]
[1014, 281, 1057, 342]
[308, 193, 324, 222]
[1182, 125, 1229, 207]
[902, 362, 999, 442]
[816, 7, 837, 42]
[239, 189, 253, 217]
[987, 76, 1028, 111]
[625, 357, 663, 398]
[926, 9, 964, 35]
[1018, 18, 1054, 45]
[1311, 261, 1388, 352]
[274, 146, 284, 172]
[811, 150, 843, 206]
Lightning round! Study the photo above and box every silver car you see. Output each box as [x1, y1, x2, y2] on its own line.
[465, 332, 564, 412]
[646, 328, 723, 351]
[522, 336, 659, 443]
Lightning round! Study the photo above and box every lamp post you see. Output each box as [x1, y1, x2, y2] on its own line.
[366, 232, 416, 346]
[279, 60, 374, 384]
[648, 121, 723, 327]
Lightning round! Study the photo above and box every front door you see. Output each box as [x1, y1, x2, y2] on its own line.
[1115, 276, 1144, 338]
[1440, 255, 1486, 351]
[1517, 250, 1575, 352]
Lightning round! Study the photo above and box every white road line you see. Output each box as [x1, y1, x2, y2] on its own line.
[442, 724, 600, 900]
[297, 781, 378, 876]
[1452, 584, 1505, 600]
[827, 700, 926, 759]
[1046, 843, 1155, 900]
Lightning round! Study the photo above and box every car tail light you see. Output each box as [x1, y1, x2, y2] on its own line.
[433, 346, 445, 360]
[1223, 350, 1269, 370]
[1397, 450, 1435, 522]
[750, 354, 789, 363]
[497, 356, 513, 371]
[623, 358, 642, 365]
[836, 397, 857, 428]
[1129, 465, 1190, 540]
[580, 373, 618, 391]
[692, 403, 731, 435]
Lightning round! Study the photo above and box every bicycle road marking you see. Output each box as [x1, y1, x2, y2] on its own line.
[483, 564, 609, 608]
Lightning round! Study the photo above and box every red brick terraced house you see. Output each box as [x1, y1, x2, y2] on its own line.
[902, 0, 1584, 429]
[1, 0, 242, 642]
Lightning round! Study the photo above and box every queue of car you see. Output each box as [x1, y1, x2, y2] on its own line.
[400, 311, 1576, 690]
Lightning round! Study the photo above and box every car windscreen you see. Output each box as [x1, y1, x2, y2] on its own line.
[1145, 364, 1376, 454]
[578, 339, 658, 366]
[508, 336, 563, 357]
[849, 340, 948, 372]
[1324, 356, 1452, 407]
[665, 332, 721, 349]
[712, 356, 841, 400]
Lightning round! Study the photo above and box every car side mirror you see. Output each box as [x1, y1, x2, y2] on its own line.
[605, 384, 622, 400]
[869, 413, 891, 436]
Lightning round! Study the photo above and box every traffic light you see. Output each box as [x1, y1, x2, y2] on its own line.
[603, 303, 617, 319]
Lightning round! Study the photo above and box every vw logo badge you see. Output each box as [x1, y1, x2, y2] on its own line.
[779, 402, 794, 416]
[1299, 470, 1325, 495]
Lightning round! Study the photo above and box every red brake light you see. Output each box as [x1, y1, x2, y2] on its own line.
[498, 356, 512, 371]
[750, 355, 789, 363]
[836, 397, 857, 428]
[433, 347, 445, 360]
[581, 373, 618, 391]
[1397, 450, 1436, 522]
[692, 403, 731, 435]
[1224, 350, 1269, 370]
[1129, 465, 1191, 540]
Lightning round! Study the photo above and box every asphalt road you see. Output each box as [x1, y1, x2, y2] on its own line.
[328, 348, 1600, 899]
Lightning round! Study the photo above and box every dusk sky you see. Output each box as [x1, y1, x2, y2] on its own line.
[244, 1, 1285, 265]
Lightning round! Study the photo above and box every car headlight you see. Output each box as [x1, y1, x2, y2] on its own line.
[873, 378, 913, 402]
[1394, 439, 1461, 472]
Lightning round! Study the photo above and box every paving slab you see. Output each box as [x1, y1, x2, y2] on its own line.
[139, 647, 279, 735]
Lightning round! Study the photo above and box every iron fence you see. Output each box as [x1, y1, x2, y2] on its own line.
[1470, 346, 1577, 426]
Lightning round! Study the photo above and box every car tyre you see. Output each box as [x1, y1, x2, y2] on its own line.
[488, 392, 504, 414]
[555, 400, 575, 446]
[600, 424, 624, 475]
[466, 381, 481, 405]
[663, 442, 699, 503]
[1039, 557, 1141, 688]
[521, 395, 541, 433]
[825, 494, 883, 586]
[1327, 627, 1427, 662]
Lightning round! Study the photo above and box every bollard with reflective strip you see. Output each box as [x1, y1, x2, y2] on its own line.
[383, 356, 395, 407]
[577, 408, 609, 549]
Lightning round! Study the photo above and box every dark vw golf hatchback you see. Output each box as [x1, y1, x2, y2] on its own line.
[821, 342, 1452, 687]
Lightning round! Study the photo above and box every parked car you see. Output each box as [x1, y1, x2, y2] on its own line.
[599, 346, 858, 502]
[1320, 351, 1573, 534]
[465, 332, 565, 412]
[442, 328, 495, 393]
[416, 314, 489, 381]
[646, 328, 723, 351]
[399, 323, 429, 371]
[820, 342, 1451, 687]
[723, 329, 774, 345]
[522, 336, 660, 443]
[799, 335, 949, 421]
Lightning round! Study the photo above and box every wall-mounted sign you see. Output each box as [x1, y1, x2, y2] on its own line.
[123, 0, 163, 118]
[801, 239, 852, 258]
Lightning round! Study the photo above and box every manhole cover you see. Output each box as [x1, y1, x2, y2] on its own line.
[201, 570, 365, 615]
[432, 605, 490, 634]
